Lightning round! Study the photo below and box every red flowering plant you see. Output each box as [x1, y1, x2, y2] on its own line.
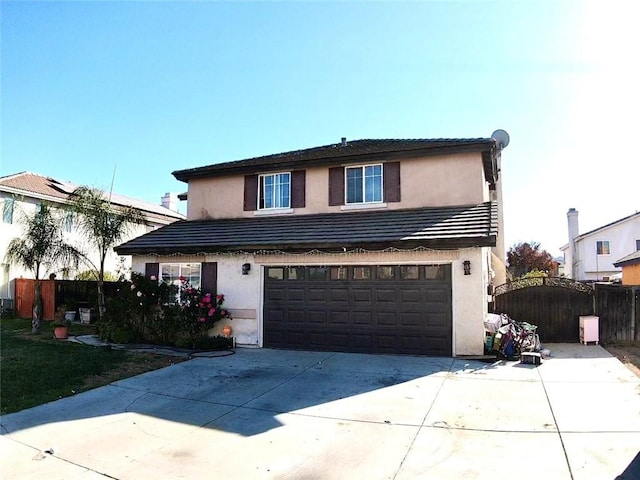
[176, 276, 232, 341]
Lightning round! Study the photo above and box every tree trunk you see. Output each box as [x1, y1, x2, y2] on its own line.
[32, 279, 42, 334]
[97, 279, 106, 322]
[98, 258, 106, 322]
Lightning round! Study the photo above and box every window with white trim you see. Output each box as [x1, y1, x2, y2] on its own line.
[63, 211, 73, 232]
[160, 263, 202, 289]
[596, 241, 610, 255]
[346, 164, 382, 204]
[259, 172, 291, 209]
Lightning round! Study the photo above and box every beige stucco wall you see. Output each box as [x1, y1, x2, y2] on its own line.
[132, 247, 490, 355]
[185, 152, 489, 220]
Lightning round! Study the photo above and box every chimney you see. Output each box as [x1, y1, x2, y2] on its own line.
[161, 192, 178, 212]
[341, 137, 347, 146]
[567, 208, 579, 244]
[567, 208, 580, 279]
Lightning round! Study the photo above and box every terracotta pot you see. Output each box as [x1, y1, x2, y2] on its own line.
[53, 325, 69, 339]
[222, 324, 232, 337]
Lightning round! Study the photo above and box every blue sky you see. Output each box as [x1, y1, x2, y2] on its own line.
[2, 1, 638, 257]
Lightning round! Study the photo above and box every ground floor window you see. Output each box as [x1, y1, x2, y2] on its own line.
[160, 263, 201, 289]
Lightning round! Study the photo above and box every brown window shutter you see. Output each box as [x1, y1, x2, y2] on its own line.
[384, 162, 401, 203]
[291, 170, 306, 208]
[201, 262, 218, 294]
[145, 263, 159, 279]
[243, 175, 258, 211]
[328, 166, 345, 206]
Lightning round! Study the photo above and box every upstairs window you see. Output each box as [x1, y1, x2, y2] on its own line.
[2, 198, 14, 224]
[596, 241, 610, 255]
[636, 239, 640, 251]
[346, 164, 382, 204]
[259, 172, 291, 209]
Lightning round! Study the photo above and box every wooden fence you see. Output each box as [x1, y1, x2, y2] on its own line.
[14, 279, 56, 321]
[494, 278, 639, 343]
[14, 279, 126, 321]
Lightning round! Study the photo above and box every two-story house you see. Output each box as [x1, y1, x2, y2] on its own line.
[116, 136, 508, 356]
[0, 172, 185, 310]
[561, 208, 640, 282]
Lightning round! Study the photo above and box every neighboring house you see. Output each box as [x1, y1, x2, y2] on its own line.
[561, 208, 640, 282]
[0, 172, 185, 308]
[613, 251, 640, 285]
[116, 136, 508, 356]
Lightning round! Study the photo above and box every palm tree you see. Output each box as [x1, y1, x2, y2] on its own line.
[4, 203, 82, 333]
[68, 187, 145, 321]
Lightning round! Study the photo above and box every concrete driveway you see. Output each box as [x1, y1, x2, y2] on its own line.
[1, 344, 639, 479]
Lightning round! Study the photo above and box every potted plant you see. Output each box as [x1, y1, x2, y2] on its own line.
[52, 304, 70, 339]
[64, 299, 77, 323]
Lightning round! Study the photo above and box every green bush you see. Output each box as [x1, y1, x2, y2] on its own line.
[99, 273, 232, 350]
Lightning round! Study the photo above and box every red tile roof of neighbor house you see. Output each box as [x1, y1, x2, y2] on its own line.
[172, 138, 499, 181]
[115, 201, 498, 255]
[0, 172, 184, 220]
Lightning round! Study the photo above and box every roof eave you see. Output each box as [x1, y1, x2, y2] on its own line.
[172, 141, 496, 182]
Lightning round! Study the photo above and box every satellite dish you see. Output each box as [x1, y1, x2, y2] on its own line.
[491, 129, 510, 149]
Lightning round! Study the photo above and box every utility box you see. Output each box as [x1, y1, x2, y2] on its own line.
[579, 315, 599, 345]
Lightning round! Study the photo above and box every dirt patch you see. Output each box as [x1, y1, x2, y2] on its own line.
[604, 343, 640, 378]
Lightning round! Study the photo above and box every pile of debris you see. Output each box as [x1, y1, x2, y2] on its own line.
[484, 313, 545, 364]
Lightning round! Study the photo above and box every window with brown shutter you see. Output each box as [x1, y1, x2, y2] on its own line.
[243, 175, 258, 211]
[291, 170, 306, 208]
[328, 166, 345, 206]
[383, 161, 401, 202]
[201, 262, 218, 294]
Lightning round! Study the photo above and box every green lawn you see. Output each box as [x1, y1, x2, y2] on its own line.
[1, 317, 184, 414]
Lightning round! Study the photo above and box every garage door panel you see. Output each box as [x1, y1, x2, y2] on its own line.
[330, 289, 349, 302]
[352, 289, 372, 303]
[264, 265, 452, 356]
[353, 311, 372, 325]
[308, 310, 327, 324]
[286, 309, 305, 323]
[287, 288, 306, 302]
[330, 311, 349, 325]
[308, 288, 327, 302]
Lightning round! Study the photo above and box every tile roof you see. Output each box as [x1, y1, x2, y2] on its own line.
[115, 202, 498, 255]
[613, 250, 640, 267]
[0, 172, 184, 220]
[173, 138, 498, 181]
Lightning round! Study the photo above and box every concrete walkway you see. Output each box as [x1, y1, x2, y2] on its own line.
[1, 344, 639, 479]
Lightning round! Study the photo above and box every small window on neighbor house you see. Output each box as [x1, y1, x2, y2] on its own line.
[596, 241, 611, 255]
[259, 173, 291, 209]
[636, 239, 640, 251]
[346, 164, 383, 204]
[2, 198, 14, 224]
[63, 212, 73, 232]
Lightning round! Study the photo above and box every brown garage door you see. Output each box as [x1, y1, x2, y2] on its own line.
[263, 264, 452, 356]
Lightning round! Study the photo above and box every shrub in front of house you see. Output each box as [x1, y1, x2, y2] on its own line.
[99, 273, 232, 349]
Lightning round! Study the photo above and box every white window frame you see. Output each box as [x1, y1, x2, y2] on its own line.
[159, 263, 202, 290]
[596, 240, 611, 255]
[259, 172, 291, 210]
[345, 164, 383, 205]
